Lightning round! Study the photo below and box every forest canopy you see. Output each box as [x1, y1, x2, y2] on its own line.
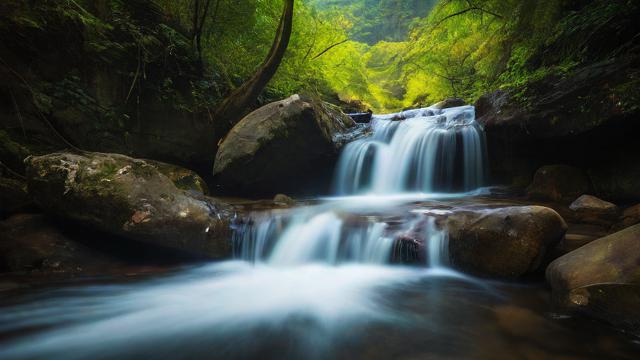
[2, 0, 632, 116]
[152, 0, 624, 112]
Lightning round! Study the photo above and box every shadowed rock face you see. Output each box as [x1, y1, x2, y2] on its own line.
[526, 165, 591, 203]
[546, 224, 640, 334]
[0, 214, 123, 275]
[25, 152, 234, 259]
[213, 95, 355, 196]
[476, 57, 640, 202]
[0, 177, 31, 217]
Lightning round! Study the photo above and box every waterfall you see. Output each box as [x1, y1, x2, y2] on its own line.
[233, 202, 449, 267]
[334, 105, 487, 195]
[0, 104, 488, 360]
[234, 104, 485, 267]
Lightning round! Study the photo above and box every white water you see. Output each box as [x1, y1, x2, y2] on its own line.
[0, 104, 489, 360]
[334, 105, 487, 195]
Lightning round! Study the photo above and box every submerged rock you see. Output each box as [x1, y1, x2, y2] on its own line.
[569, 195, 619, 226]
[526, 165, 591, 203]
[213, 94, 355, 195]
[445, 206, 567, 278]
[546, 224, 640, 334]
[26, 152, 233, 258]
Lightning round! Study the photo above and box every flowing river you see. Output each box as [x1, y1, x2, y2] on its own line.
[0, 106, 638, 359]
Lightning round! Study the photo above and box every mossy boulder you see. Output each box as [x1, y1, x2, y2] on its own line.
[546, 224, 640, 334]
[25, 152, 233, 258]
[213, 94, 355, 195]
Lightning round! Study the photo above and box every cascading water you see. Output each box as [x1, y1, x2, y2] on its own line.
[233, 200, 448, 267]
[0, 104, 490, 360]
[334, 105, 487, 195]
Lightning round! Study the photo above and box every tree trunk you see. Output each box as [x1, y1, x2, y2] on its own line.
[213, 0, 295, 142]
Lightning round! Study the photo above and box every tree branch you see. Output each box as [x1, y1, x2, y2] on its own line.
[312, 39, 349, 60]
[212, 0, 295, 142]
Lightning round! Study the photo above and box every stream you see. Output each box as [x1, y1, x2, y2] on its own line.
[1, 106, 638, 359]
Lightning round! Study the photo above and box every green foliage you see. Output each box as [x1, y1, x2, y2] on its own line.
[4, 0, 634, 118]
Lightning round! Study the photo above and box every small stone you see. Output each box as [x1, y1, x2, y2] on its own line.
[569, 194, 619, 226]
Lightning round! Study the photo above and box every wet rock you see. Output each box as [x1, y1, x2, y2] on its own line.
[569, 195, 619, 226]
[432, 98, 466, 110]
[273, 194, 295, 206]
[526, 165, 591, 203]
[26, 152, 234, 258]
[445, 206, 567, 278]
[0, 177, 32, 217]
[546, 224, 640, 334]
[437, 100, 468, 113]
[347, 112, 373, 124]
[213, 94, 355, 195]
[0, 214, 121, 274]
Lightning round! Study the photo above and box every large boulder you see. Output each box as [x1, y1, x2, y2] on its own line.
[394, 205, 568, 278]
[213, 95, 355, 195]
[546, 224, 640, 334]
[444, 206, 567, 278]
[569, 194, 619, 226]
[26, 152, 234, 258]
[526, 165, 591, 203]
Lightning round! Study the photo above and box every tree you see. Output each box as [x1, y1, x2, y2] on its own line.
[212, 0, 295, 141]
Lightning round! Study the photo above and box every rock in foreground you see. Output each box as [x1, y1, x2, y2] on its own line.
[213, 94, 355, 195]
[26, 152, 233, 258]
[546, 224, 640, 334]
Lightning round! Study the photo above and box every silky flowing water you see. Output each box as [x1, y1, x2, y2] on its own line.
[0, 106, 638, 359]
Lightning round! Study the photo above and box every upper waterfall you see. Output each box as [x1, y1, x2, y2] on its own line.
[334, 105, 487, 195]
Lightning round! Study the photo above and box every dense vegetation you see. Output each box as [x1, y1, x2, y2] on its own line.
[1, 0, 635, 118]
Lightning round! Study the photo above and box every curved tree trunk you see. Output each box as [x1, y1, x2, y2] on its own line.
[213, 0, 295, 142]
